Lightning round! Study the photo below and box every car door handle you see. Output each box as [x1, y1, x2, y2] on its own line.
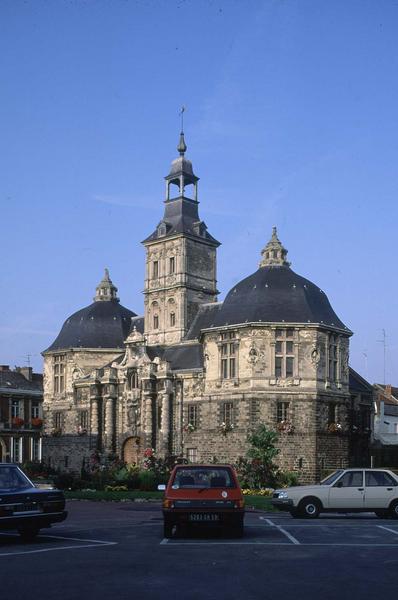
[358, 488, 364, 491]
[387, 488, 393, 491]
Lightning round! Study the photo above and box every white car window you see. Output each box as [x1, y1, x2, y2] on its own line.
[334, 471, 363, 487]
[365, 471, 397, 487]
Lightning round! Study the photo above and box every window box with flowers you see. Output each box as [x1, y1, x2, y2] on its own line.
[327, 422, 342, 434]
[12, 416, 24, 429]
[51, 427, 62, 437]
[276, 420, 295, 434]
[184, 423, 196, 434]
[31, 417, 43, 429]
[77, 425, 88, 436]
[218, 422, 234, 436]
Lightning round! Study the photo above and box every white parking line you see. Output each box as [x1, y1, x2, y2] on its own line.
[261, 517, 300, 544]
[378, 526, 398, 536]
[0, 533, 117, 557]
[160, 541, 398, 547]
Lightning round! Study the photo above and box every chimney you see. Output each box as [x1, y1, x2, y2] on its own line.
[15, 366, 33, 381]
[385, 384, 392, 399]
[0, 365, 10, 371]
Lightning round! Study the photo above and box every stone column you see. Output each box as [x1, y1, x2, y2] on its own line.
[144, 393, 153, 449]
[160, 392, 170, 456]
[105, 397, 115, 452]
[91, 397, 99, 435]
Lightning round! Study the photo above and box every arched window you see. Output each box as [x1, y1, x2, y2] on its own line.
[130, 371, 139, 389]
[170, 312, 175, 327]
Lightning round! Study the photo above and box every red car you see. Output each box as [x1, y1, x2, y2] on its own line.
[158, 464, 245, 538]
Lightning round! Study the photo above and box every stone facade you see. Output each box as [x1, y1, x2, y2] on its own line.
[41, 134, 372, 483]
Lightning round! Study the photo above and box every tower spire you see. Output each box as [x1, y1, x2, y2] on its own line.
[259, 227, 290, 268]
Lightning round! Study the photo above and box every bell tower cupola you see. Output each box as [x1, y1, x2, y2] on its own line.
[165, 132, 199, 202]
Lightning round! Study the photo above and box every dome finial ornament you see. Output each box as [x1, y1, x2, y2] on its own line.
[94, 268, 120, 302]
[259, 227, 291, 268]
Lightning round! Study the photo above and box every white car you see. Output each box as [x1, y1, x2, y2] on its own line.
[272, 468, 398, 518]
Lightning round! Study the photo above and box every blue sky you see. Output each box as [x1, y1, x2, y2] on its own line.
[1, 0, 397, 383]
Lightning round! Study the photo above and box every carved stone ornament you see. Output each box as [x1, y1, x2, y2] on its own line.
[248, 345, 259, 365]
[311, 345, 321, 365]
[72, 367, 85, 381]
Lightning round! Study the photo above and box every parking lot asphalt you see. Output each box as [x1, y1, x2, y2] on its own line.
[1, 501, 398, 600]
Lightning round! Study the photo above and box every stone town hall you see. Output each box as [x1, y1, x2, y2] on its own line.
[42, 132, 371, 483]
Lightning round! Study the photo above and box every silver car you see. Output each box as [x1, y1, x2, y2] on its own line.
[272, 468, 398, 518]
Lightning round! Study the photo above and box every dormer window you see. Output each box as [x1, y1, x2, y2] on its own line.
[158, 222, 167, 237]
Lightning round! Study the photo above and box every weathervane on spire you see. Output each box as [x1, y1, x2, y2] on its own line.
[179, 105, 185, 133]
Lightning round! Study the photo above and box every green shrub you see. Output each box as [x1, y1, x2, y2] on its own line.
[138, 470, 157, 491]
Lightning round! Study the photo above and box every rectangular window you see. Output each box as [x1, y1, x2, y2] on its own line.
[274, 329, 295, 378]
[188, 405, 198, 428]
[328, 403, 336, 424]
[277, 402, 290, 422]
[275, 356, 282, 378]
[286, 357, 294, 378]
[79, 410, 88, 429]
[11, 400, 20, 418]
[222, 402, 233, 427]
[12, 438, 22, 463]
[187, 448, 197, 463]
[169, 257, 175, 274]
[328, 334, 338, 381]
[54, 411, 63, 429]
[31, 401, 40, 419]
[31, 438, 41, 462]
[153, 315, 159, 329]
[220, 335, 237, 379]
[153, 261, 159, 278]
[54, 355, 66, 394]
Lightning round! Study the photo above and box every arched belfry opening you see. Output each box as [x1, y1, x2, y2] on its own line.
[165, 132, 199, 202]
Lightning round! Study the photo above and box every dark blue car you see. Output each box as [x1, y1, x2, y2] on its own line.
[0, 463, 67, 540]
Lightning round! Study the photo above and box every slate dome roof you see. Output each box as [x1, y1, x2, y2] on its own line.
[212, 229, 350, 332]
[44, 270, 137, 352]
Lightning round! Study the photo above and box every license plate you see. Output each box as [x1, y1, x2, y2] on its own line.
[189, 513, 219, 522]
[13, 503, 43, 515]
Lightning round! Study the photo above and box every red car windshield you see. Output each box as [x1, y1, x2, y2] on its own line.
[171, 467, 237, 489]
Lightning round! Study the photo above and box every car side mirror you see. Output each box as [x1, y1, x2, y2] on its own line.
[157, 484, 166, 491]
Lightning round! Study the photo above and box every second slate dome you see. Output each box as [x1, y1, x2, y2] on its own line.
[45, 269, 137, 352]
[213, 228, 350, 331]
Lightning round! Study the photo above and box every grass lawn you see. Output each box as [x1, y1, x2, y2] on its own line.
[65, 489, 276, 510]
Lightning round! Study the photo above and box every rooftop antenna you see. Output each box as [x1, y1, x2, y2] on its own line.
[362, 350, 368, 380]
[377, 329, 387, 385]
[25, 354, 31, 367]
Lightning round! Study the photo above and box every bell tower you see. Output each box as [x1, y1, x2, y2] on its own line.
[142, 130, 220, 346]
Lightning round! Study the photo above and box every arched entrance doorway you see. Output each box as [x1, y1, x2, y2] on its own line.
[123, 436, 142, 465]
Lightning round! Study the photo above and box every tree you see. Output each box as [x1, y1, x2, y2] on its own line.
[242, 424, 280, 488]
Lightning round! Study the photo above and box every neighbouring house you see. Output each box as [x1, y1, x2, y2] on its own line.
[372, 384, 398, 467]
[0, 365, 43, 463]
[41, 132, 372, 483]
